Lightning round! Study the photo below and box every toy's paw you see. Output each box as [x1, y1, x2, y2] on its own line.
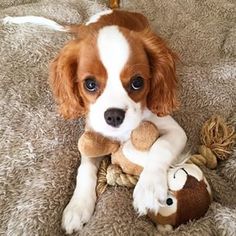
[62, 197, 95, 234]
[133, 168, 167, 215]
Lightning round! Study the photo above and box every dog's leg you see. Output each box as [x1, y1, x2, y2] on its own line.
[62, 156, 101, 234]
[124, 115, 187, 215]
[134, 115, 187, 215]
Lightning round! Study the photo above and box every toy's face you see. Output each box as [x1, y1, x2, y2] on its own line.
[149, 164, 212, 227]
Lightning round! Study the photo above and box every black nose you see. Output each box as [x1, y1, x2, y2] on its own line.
[104, 108, 125, 127]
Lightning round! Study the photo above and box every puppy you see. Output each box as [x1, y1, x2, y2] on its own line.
[3, 10, 187, 234]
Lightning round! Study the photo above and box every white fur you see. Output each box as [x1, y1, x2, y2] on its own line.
[122, 140, 148, 167]
[3, 16, 67, 31]
[62, 157, 101, 234]
[88, 26, 143, 141]
[85, 9, 113, 25]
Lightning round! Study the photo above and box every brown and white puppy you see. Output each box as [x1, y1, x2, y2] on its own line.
[4, 10, 187, 234]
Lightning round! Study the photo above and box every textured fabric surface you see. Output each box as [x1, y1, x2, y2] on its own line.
[0, 0, 235, 235]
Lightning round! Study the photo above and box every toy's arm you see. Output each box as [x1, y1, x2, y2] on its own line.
[78, 131, 120, 158]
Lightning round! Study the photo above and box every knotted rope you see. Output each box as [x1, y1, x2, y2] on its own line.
[96, 158, 138, 196]
[190, 115, 236, 169]
[96, 115, 236, 196]
[96, 157, 110, 196]
[106, 164, 139, 187]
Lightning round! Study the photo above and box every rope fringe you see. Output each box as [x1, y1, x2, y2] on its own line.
[190, 115, 236, 168]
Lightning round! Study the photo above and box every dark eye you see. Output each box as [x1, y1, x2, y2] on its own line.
[130, 75, 144, 90]
[166, 198, 173, 206]
[84, 77, 98, 92]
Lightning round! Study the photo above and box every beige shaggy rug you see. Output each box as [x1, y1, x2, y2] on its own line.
[0, 0, 235, 235]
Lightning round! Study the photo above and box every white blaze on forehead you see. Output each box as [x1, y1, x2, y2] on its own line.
[87, 25, 142, 141]
[97, 26, 130, 82]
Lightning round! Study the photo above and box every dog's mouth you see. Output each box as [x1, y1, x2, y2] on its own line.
[100, 125, 133, 142]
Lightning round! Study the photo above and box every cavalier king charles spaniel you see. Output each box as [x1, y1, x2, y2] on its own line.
[4, 10, 187, 234]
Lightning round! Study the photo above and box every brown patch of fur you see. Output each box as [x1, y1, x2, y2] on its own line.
[77, 39, 107, 105]
[49, 39, 86, 119]
[120, 29, 150, 108]
[175, 176, 211, 227]
[66, 10, 149, 35]
[120, 27, 178, 115]
[87, 10, 149, 32]
[49, 35, 107, 119]
[140, 29, 179, 116]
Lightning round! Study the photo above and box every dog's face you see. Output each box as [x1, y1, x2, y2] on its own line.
[50, 25, 178, 140]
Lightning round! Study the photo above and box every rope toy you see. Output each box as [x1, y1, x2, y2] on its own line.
[97, 163, 137, 195]
[96, 157, 138, 195]
[190, 115, 236, 169]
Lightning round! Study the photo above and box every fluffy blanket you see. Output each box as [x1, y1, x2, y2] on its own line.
[0, 0, 235, 235]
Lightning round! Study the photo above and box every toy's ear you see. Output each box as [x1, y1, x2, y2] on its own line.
[139, 29, 179, 116]
[78, 131, 119, 158]
[168, 164, 204, 191]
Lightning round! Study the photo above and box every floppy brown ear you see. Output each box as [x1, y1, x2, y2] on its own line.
[49, 40, 86, 119]
[140, 30, 179, 116]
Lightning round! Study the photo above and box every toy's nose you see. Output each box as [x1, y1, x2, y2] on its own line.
[104, 108, 125, 127]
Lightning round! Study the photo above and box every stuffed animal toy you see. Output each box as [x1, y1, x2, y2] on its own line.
[148, 164, 212, 227]
[78, 121, 212, 227]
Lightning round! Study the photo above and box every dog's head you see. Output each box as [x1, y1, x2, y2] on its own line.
[50, 23, 178, 140]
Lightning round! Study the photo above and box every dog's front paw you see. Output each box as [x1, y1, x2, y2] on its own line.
[62, 197, 95, 234]
[133, 169, 167, 215]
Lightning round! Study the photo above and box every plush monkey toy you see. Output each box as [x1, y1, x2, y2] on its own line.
[78, 121, 212, 227]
